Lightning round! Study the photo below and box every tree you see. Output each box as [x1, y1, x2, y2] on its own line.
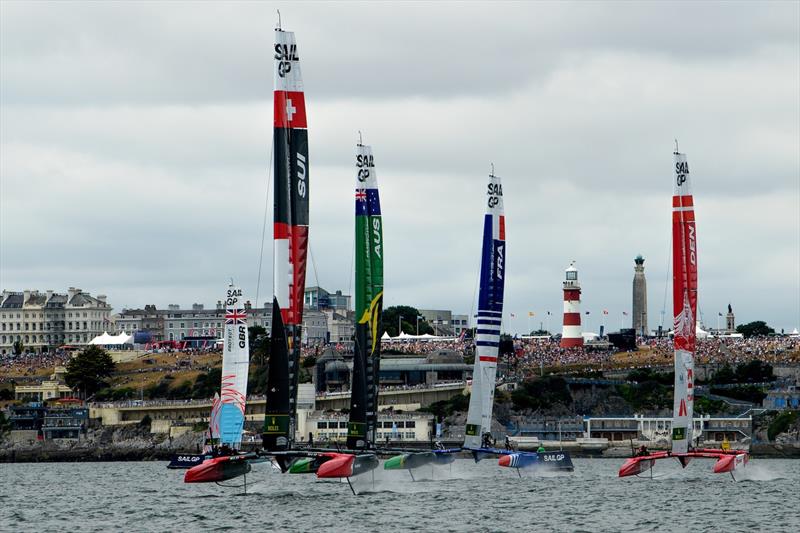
[64, 346, 115, 398]
[382, 306, 434, 337]
[249, 325, 270, 366]
[736, 321, 775, 338]
[192, 367, 222, 398]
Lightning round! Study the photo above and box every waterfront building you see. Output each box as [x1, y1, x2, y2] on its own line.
[316, 350, 471, 392]
[632, 255, 648, 336]
[0, 288, 111, 354]
[560, 262, 583, 348]
[8, 404, 88, 441]
[301, 411, 434, 443]
[13, 366, 72, 402]
[763, 386, 800, 410]
[323, 309, 355, 344]
[302, 309, 328, 345]
[584, 414, 752, 445]
[116, 301, 337, 347]
[451, 314, 470, 337]
[304, 286, 351, 312]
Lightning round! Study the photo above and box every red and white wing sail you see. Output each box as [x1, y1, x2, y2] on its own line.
[273, 29, 309, 326]
[671, 150, 697, 454]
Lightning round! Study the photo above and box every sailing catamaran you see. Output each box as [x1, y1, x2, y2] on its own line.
[462, 168, 573, 473]
[316, 140, 384, 481]
[167, 392, 219, 469]
[262, 22, 310, 464]
[185, 285, 254, 483]
[618, 146, 749, 479]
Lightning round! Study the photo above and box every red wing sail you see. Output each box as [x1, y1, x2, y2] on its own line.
[671, 150, 697, 454]
[274, 28, 309, 327]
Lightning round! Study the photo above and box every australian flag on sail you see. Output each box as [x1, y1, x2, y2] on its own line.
[355, 188, 381, 216]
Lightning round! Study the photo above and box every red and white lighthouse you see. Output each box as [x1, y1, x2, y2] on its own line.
[560, 261, 583, 348]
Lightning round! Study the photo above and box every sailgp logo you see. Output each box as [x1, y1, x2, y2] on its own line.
[487, 182, 502, 208]
[356, 153, 375, 182]
[275, 43, 299, 77]
[675, 160, 689, 187]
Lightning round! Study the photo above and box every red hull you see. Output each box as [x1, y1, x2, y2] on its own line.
[618, 449, 748, 478]
[316, 453, 354, 478]
[184, 455, 252, 483]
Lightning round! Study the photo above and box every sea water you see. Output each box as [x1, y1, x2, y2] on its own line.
[1, 458, 797, 532]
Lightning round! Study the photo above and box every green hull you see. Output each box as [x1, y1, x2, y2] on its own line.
[383, 453, 409, 470]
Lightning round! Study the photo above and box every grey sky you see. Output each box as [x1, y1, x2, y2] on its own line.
[1, 1, 798, 334]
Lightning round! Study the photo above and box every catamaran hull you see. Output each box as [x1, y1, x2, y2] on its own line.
[498, 451, 575, 472]
[712, 453, 748, 474]
[287, 452, 339, 474]
[316, 453, 379, 478]
[618, 450, 749, 478]
[184, 455, 252, 483]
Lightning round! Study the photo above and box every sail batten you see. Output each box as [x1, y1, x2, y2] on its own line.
[264, 28, 309, 451]
[347, 143, 384, 450]
[464, 172, 505, 449]
[671, 150, 697, 454]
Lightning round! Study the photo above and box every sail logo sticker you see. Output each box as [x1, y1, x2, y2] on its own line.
[496, 244, 504, 280]
[372, 218, 382, 259]
[275, 44, 300, 77]
[356, 153, 375, 182]
[675, 161, 689, 187]
[688, 225, 696, 265]
[487, 182, 503, 208]
[238, 325, 247, 349]
[297, 153, 307, 198]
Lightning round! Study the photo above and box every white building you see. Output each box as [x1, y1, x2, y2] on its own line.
[300, 411, 435, 444]
[0, 288, 112, 354]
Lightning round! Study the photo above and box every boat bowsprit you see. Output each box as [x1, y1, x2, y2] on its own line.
[184, 453, 254, 483]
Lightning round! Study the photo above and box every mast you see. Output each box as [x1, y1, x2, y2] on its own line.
[264, 25, 309, 451]
[464, 168, 505, 449]
[219, 285, 250, 449]
[671, 147, 697, 454]
[347, 141, 384, 450]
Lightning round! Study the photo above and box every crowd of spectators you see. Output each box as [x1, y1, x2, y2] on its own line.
[0, 349, 72, 381]
[3, 334, 798, 385]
